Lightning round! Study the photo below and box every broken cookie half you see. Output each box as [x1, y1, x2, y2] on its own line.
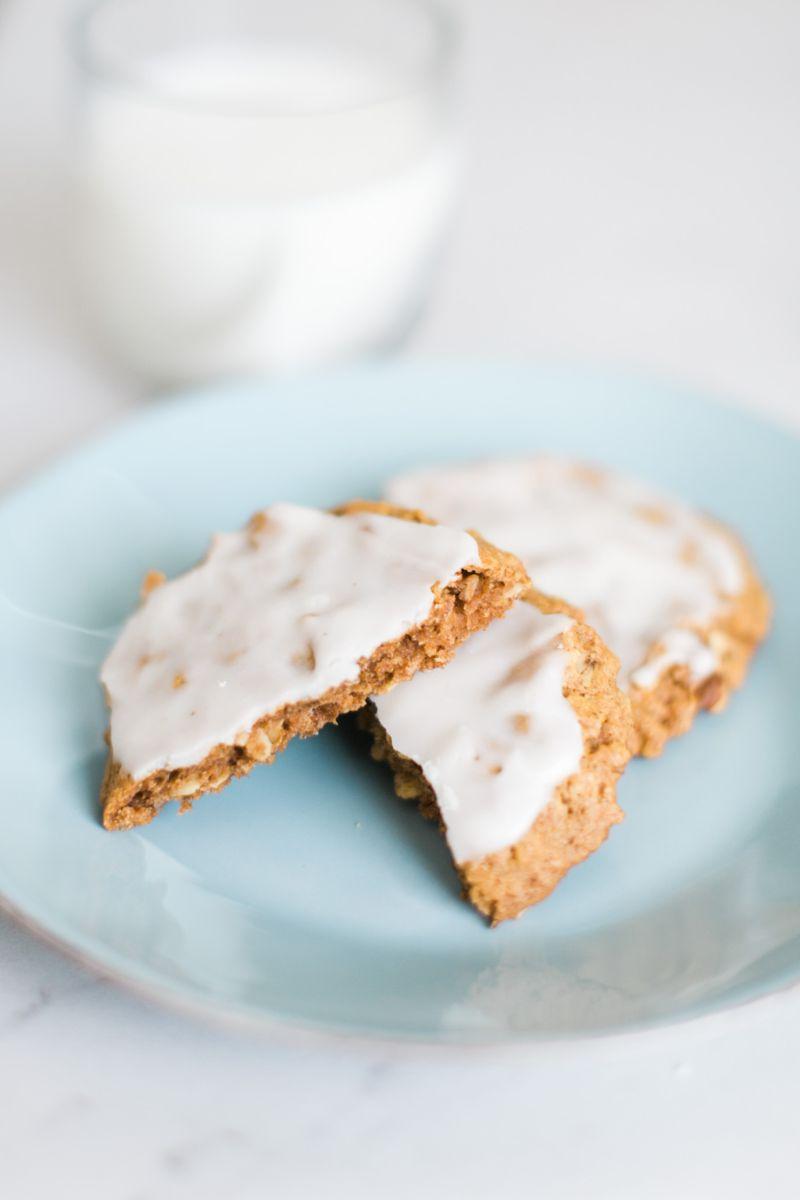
[100, 500, 528, 830]
[360, 589, 633, 923]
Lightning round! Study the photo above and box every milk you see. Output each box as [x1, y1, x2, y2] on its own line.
[77, 44, 457, 381]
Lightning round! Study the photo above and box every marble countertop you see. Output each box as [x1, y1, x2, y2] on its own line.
[2, 1, 800, 1196]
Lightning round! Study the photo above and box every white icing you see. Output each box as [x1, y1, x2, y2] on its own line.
[629, 628, 717, 690]
[101, 503, 479, 780]
[386, 457, 745, 690]
[374, 603, 583, 863]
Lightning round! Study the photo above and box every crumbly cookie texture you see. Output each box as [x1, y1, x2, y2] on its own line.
[385, 457, 771, 758]
[360, 588, 633, 924]
[629, 529, 771, 756]
[101, 500, 528, 831]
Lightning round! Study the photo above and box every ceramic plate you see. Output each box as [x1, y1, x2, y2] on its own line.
[0, 362, 796, 1041]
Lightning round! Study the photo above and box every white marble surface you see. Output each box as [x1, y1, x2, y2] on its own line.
[2, 1, 800, 1196]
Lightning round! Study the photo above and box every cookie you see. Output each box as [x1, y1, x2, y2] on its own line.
[361, 589, 632, 923]
[100, 500, 528, 830]
[386, 457, 770, 756]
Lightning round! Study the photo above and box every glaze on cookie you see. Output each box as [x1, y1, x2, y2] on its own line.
[386, 457, 770, 756]
[100, 501, 528, 829]
[362, 590, 632, 922]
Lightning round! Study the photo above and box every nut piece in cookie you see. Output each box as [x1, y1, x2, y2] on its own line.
[100, 500, 528, 830]
[362, 589, 633, 924]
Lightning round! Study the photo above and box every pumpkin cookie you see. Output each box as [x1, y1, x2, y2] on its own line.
[101, 501, 528, 830]
[361, 590, 632, 923]
[386, 457, 770, 757]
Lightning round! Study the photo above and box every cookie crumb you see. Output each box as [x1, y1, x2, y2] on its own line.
[141, 569, 166, 599]
[247, 511, 271, 543]
[291, 643, 316, 672]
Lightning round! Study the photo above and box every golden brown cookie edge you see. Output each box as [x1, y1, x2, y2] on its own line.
[629, 520, 771, 757]
[101, 500, 529, 830]
[360, 589, 633, 924]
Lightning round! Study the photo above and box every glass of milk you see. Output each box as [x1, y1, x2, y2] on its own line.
[72, 0, 458, 383]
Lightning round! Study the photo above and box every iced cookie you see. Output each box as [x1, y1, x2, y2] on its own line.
[386, 457, 770, 757]
[361, 590, 632, 923]
[100, 501, 528, 830]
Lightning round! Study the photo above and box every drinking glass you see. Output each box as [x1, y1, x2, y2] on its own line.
[72, 0, 459, 383]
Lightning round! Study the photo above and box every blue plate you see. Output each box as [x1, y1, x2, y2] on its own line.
[0, 362, 797, 1041]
